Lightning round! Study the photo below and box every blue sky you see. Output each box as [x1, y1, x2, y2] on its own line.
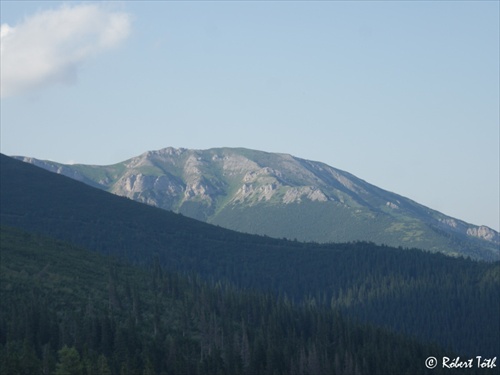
[1, 1, 499, 231]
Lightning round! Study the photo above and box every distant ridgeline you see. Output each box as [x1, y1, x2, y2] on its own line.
[1, 153, 499, 374]
[14, 147, 499, 261]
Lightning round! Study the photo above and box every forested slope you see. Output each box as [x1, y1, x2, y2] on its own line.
[0, 227, 470, 375]
[1, 154, 499, 360]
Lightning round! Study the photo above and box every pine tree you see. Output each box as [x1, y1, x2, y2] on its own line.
[97, 354, 112, 375]
[55, 346, 83, 375]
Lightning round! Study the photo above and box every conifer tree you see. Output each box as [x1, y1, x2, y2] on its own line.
[55, 346, 83, 375]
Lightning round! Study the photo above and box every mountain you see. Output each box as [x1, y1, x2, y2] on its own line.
[15, 147, 499, 261]
[1, 153, 499, 359]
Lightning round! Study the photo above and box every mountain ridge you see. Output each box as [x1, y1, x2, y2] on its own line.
[14, 147, 499, 260]
[1, 152, 499, 359]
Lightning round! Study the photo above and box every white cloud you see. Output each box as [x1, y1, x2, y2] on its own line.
[0, 3, 131, 98]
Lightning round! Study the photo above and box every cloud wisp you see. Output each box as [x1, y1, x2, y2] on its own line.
[0, 3, 131, 98]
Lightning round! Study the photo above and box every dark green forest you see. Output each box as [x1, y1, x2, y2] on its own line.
[1, 154, 499, 374]
[1, 227, 490, 375]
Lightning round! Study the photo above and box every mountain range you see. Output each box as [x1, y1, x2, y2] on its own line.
[0, 155, 500, 362]
[1, 153, 499, 363]
[15, 147, 499, 261]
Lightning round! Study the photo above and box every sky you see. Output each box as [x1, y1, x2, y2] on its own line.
[1, 1, 499, 231]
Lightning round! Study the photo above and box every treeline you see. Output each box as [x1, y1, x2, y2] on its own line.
[1, 227, 482, 375]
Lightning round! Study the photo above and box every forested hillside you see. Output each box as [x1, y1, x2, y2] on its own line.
[1, 153, 499, 369]
[1, 227, 467, 375]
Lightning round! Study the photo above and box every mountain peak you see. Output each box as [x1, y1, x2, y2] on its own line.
[13, 147, 499, 260]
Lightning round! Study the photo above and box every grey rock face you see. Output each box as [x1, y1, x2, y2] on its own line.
[467, 226, 499, 242]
